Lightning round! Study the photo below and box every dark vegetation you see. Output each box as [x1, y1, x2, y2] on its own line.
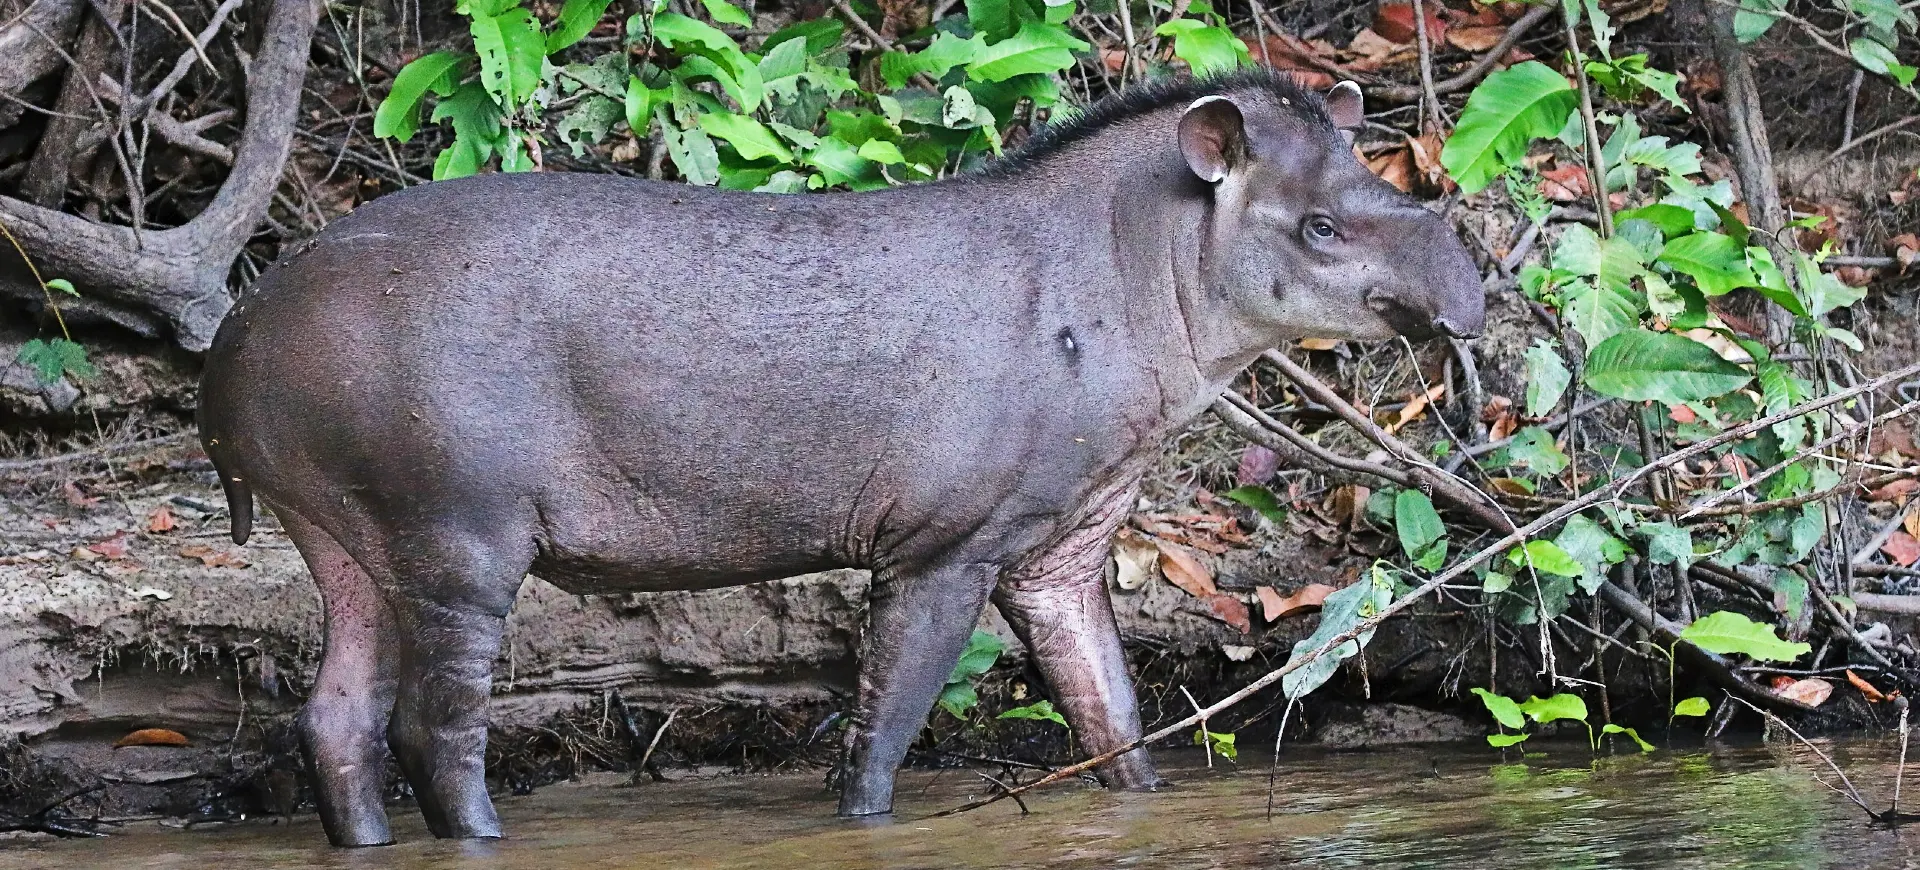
[2, 0, 1919, 835]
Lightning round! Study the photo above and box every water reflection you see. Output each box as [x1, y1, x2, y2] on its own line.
[7, 741, 1920, 869]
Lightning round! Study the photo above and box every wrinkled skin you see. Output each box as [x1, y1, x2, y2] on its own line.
[198, 72, 1482, 847]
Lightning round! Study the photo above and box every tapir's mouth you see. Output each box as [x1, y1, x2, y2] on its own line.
[1365, 289, 1443, 340]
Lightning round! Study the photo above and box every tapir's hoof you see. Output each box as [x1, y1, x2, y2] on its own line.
[1117, 776, 1174, 793]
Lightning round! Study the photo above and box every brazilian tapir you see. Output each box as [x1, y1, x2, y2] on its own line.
[198, 69, 1483, 847]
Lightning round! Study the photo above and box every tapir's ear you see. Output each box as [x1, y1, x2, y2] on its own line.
[1326, 81, 1364, 143]
[1178, 95, 1246, 184]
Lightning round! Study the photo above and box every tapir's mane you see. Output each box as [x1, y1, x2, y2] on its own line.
[975, 67, 1334, 176]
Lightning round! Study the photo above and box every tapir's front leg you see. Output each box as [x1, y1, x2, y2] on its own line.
[993, 487, 1165, 791]
[839, 555, 1000, 816]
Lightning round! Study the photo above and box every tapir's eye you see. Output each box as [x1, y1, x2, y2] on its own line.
[1305, 216, 1338, 241]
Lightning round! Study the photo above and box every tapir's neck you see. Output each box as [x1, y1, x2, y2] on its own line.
[990, 113, 1275, 425]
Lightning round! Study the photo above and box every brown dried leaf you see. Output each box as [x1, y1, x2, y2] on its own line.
[1884, 531, 1920, 567]
[1847, 669, 1889, 703]
[146, 506, 177, 534]
[1345, 28, 1410, 65]
[1372, 2, 1448, 44]
[63, 481, 101, 508]
[1299, 337, 1343, 350]
[1206, 593, 1252, 633]
[1387, 385, 1448, 434]
[87, 532, 131, 560]
[1112, 529, 1160, 591]
[1259, 583, 1339, 621]
[1538, 163, 1592, 202]
[115, 728, 189, 748]
[1152, 539, 1218, 598]
[1868, 478, 1919, 503]
[1447, 23, 1507, 51]
[1237, 445, 1280, 485]
[1488, 478, 1536, 497]
[1890, 233, 1919, 271]
[179, 543, 250, 569]
[1905, 508, 1920, 543]
[1366, 146, 1417, 193]
[1769, 677, 1833, 707]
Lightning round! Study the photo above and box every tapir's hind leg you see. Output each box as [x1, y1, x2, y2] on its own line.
[279, 509, 400, 847]
[380, 525, 531, 840]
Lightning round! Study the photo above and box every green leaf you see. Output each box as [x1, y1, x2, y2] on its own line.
[1194, 729, 1239, 760]
[697, 112, 794, 161]
[1517, 693, 1589, 725]
[1507, 426, 1570, 476]
[660, 110, 721, 184]
[801, 136, 875, 187]
[15, 337, 93, 384]
[1851, 38, 1917, 86]
[966, 22, 1089, 82]
[1154, 18, 1251, 75]
[998, 700, 1068, 727]
[856, 138, 906, 164]
[624, 77, 657, 133]
[1616, 203, 1698, 237]
[949, 629, 1004, 680]
[1562, 279, 1644, 349]
[1679, 610, 1810, 662]
[763, 18, 844, 55]
[1471, 687, 1527, 730]
[937, 681, 979, 718]
[44, 278, 77, 297]
[374, 51, 464, 142]
[471, 6, 545, 108]
[1524, 339, 1572, 417]
[1554, 514, 1627, 595]
[1511, 540, 1584, 577]
[556, 95, 622, 156]
[1487, 732, 1530, 747]
[881, 32, 973, 89]
[1224, 485, 1287, 525]
[1796, 253, 1868, 318]
[1282, 565, 1394, 698]
[1583, 331, 1752, 405]
[758, 37, 809, 82]
[1602, 723, 1655, 752]
[547, 0, 616, 53]
[1733, 0, 1783, 41]
[1637, 520, 1694, 570]
[700, 0, 751, 26]
[1394, 490, 1448, 572]
[966, 0, 1015, 40]
[1673, 696, 1711, 717]
[1440, 62, 1578, 194]
[1658, 232, 1755, 296]
[429, 81, 506, 179]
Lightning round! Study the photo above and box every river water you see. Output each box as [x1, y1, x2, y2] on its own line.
[9, 740, 1920, 869]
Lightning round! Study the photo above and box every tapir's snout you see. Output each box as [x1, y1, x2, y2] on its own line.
[1365, 215, 1486, 341]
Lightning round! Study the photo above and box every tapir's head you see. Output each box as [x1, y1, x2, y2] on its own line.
[1178, 78, 1484, 342]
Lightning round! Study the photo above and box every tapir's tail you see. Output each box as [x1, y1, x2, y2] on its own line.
[202, 434, 253, 545]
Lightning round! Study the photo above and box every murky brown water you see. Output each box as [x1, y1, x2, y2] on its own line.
[10, 741, 1920, 869]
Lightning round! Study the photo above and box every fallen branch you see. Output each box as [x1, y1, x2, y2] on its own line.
[0, 432, 194, 472]
[0, 0, 318, 348]
[932, 359, 1920, 818]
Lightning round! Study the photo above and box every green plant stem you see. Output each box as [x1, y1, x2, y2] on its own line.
[1561, 12, 1613, 237]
